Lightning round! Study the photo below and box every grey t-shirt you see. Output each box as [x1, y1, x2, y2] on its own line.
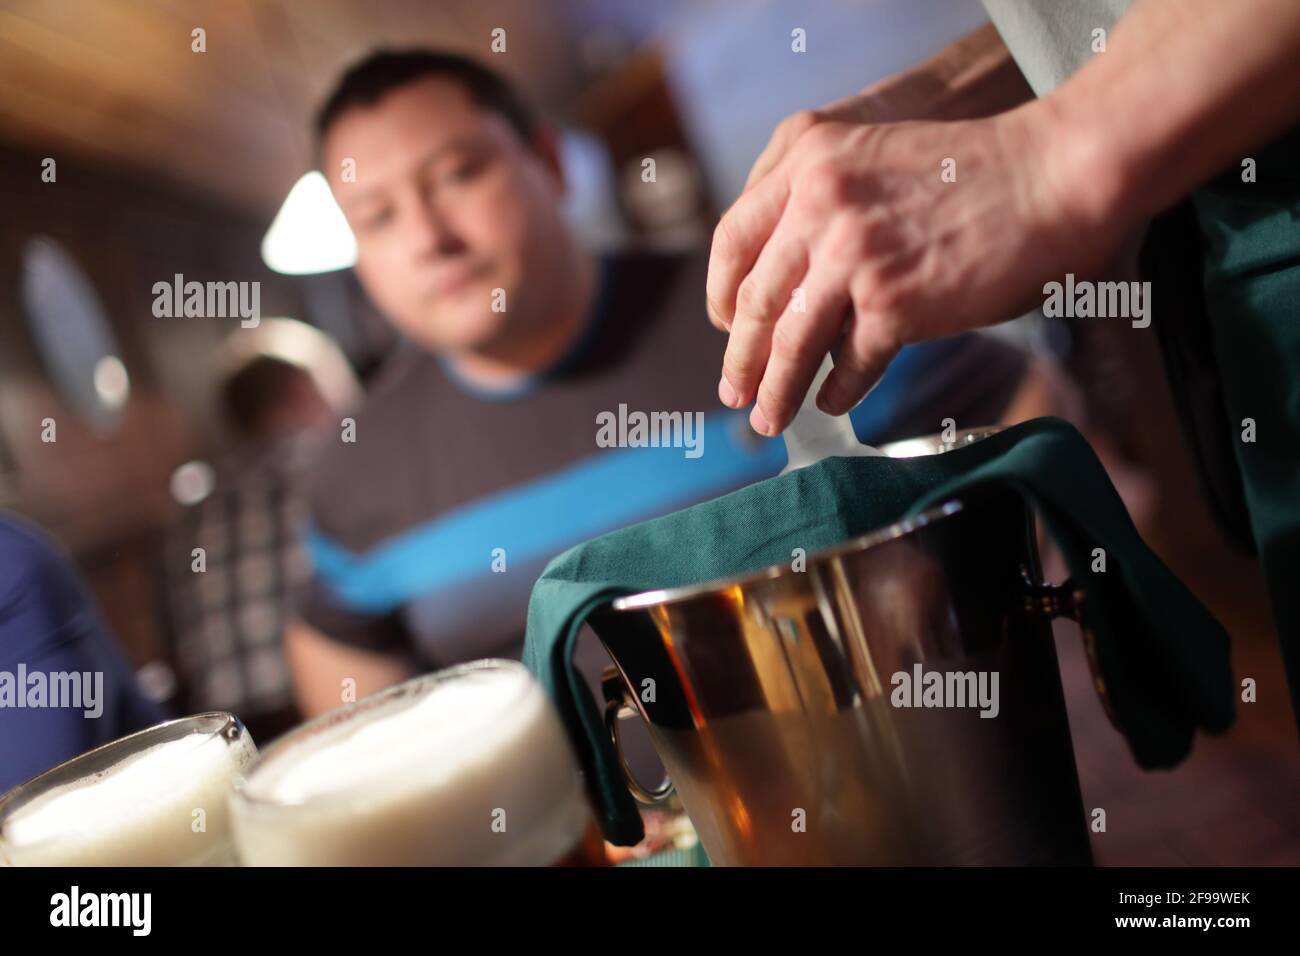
[981, 0, 1134, 95]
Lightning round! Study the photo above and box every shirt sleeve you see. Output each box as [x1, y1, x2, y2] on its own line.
[294, 558, 412, 653]
[293, 459, 414, 656]
[0, 516, 170, 793]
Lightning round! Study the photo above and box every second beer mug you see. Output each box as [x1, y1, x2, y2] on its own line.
[229, 659, 605, 866]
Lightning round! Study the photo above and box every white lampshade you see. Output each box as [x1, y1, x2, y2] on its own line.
[261, 171, 358, 275]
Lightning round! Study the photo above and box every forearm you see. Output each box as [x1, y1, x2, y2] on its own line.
[859, 23, 1034, 122]
[1043, 0, 1300, 230]
[284, 618, 414, 717]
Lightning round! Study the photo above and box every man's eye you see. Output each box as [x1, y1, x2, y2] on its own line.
[359, 208, 394, 230]
[441, 156, 486, 185]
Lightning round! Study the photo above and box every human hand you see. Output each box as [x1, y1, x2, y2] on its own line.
[707, 102, 1122, 436]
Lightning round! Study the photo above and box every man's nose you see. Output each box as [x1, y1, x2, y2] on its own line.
[409, 196, 463, 257]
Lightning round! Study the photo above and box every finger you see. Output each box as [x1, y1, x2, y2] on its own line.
[743, 110, 819, 192]
[743, 132, 789, 193]
[750, 264, 851, 436]
[719, 218, 811, 410]
[816, 278, 902, 416]
[705, 170, 790, 333]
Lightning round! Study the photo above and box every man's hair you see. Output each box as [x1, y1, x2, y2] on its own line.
[315, 49, 538, 145]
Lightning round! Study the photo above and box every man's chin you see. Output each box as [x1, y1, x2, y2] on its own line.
[412, 307, 510, 354]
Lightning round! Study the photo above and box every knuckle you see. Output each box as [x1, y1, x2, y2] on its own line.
[733, 276, 770, 320]
[851, 294, 905, 352]
[798, 160, 854, 209]
[784, 109, 821, 139]
[723, 341, 762, 378]
[791, 119, 843, 160]
[825, 214, 872, 261]
[864, 273, 909, 319]
[756, 384, 792, 424]
[769, 320, 815, 366]
[848, 271, 879, 311]
[723, 352, 758, 384]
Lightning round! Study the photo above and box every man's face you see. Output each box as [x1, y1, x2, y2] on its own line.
[322, 76, 566, 353]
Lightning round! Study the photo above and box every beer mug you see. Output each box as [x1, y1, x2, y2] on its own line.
[229, 659, 606, 866]
[0, 712, 257, 866]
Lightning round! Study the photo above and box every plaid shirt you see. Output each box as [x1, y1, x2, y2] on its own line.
[161, 434, 318, 722]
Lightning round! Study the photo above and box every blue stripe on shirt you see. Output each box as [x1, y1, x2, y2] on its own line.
[307, 410, 786, 613]
[306, 336, 987, 614]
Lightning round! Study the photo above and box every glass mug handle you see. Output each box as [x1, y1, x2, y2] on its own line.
[601, 666, 675, 805]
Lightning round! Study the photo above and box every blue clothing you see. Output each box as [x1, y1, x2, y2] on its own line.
[0, 514, 168, 794]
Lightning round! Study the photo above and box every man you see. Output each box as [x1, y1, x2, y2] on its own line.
[162, 327, 355, 741]
[707, 1, 1300, 725]
[287, 50, 1037, 717]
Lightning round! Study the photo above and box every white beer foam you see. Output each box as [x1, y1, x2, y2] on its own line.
[4, 729, 250, 865]
[252, 669, 524, 804]
[234, 664, 589, 865]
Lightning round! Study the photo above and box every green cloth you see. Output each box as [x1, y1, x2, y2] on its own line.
[523, 417, 1235, 847]
[1189, 125, 1300, 731]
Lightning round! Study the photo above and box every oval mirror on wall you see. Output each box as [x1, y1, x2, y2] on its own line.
[19, 235, 130, 435]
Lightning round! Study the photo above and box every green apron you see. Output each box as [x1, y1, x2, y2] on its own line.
[1144, 124, 1300, 734]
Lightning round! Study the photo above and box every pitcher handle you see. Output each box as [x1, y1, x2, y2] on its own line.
[1020, 569, 1121, 732]
[600, 666, 675, 805]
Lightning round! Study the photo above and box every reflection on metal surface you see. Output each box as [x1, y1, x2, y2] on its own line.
[593, 428, 1094, 866]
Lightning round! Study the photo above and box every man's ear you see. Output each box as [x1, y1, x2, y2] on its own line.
[528, 124, 567, 196]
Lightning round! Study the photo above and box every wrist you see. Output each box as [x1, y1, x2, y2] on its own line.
[860, 23, 1032, 123]
[1017, 91, 1144, 258]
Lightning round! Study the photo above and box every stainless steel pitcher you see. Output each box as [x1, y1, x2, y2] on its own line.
[590, 428, 1108, 866]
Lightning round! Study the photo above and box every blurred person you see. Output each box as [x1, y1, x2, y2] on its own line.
[286, 49, 1045, 717]
[0, 513, 168, 793]
[706, 2, 1300, 725]
[160, 322, 358, 741]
